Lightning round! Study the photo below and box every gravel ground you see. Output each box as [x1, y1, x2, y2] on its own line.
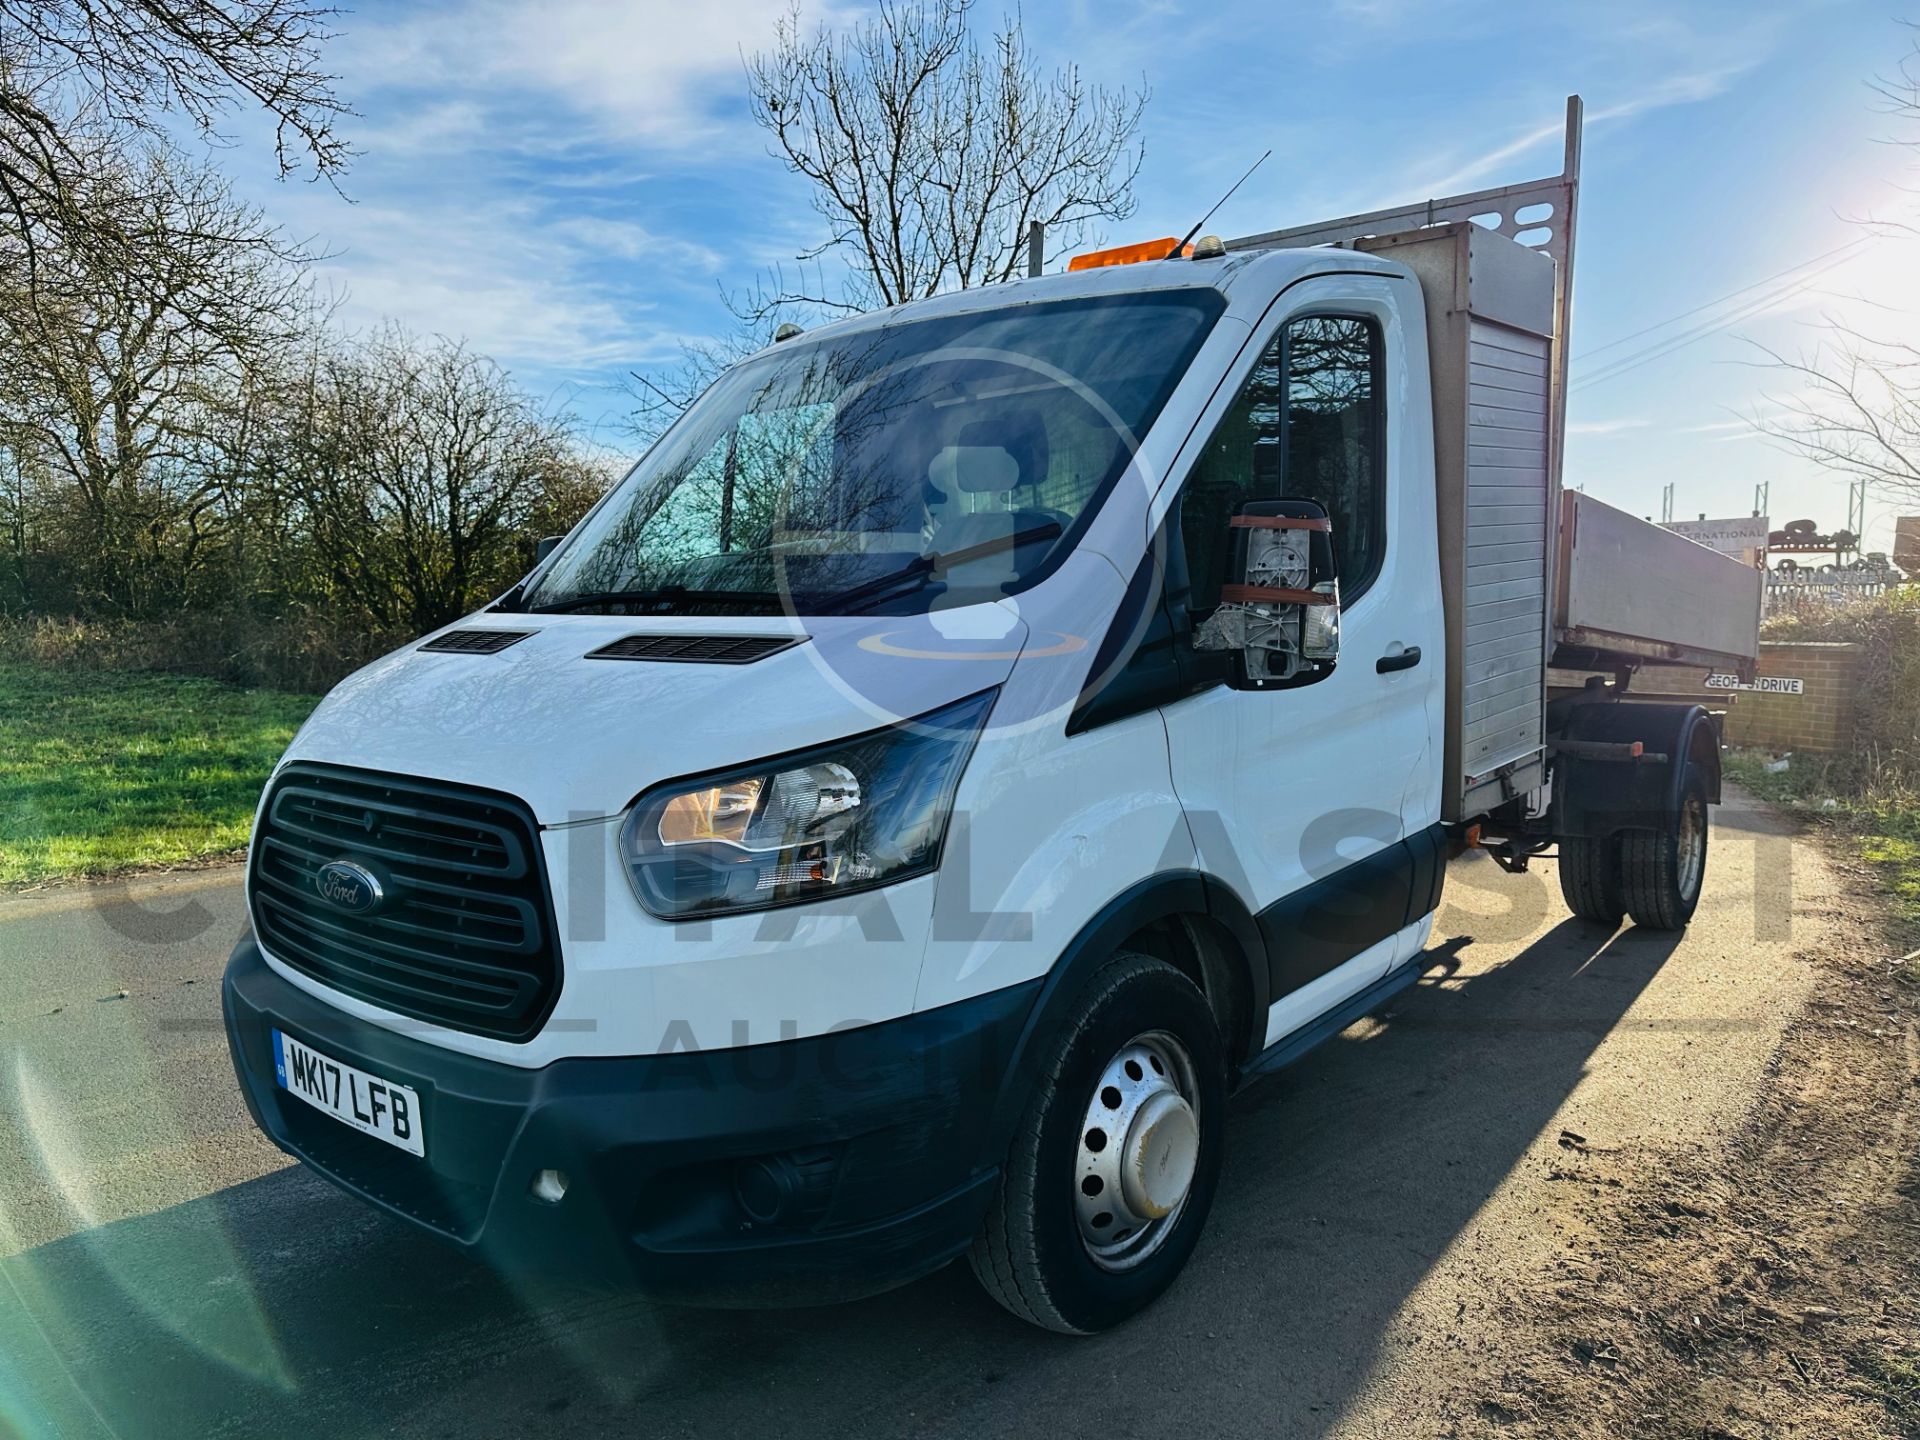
[0, 785, 1906, 1439]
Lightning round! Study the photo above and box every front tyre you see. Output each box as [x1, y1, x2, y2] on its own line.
[969, 953, 1226, 1334]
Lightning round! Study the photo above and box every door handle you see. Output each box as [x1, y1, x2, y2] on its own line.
[1376, 646, 1422, 674]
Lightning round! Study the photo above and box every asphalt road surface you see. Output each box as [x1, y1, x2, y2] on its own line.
[0, 789, 1835, 1438]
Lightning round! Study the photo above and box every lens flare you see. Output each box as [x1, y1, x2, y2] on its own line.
[0, 1052, 294, 1434]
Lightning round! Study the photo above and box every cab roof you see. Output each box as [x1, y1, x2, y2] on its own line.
[760, 245, 1408, 356]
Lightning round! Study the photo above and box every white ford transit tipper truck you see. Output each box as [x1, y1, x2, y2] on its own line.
[224, 99, 1763, 1332]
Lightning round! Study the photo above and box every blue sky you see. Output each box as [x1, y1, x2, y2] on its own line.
[219, 0, 1917, 549]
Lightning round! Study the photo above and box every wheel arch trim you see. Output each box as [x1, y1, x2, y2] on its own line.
[979, 871, 1269, 1161]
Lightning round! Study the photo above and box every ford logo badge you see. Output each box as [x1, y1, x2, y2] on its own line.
[315, 860, 384, 914]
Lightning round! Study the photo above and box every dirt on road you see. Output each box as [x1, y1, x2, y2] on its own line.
[1465, 832, 1920, 1439]
[1, 787, 1916, 1439]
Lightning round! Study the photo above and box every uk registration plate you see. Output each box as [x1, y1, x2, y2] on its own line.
[273, 1029, 425, 1158]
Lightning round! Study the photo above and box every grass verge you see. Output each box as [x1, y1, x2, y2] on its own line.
[1725, 748, 1920, 932]
[0, 663, 316, 889]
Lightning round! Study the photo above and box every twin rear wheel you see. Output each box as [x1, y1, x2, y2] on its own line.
[1557, 768, 1710, 931]
[969, 953, 1226, 1333]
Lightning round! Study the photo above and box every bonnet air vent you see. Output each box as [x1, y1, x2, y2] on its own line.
[585, 634, 805, 664]
[418, 629, 536, 655]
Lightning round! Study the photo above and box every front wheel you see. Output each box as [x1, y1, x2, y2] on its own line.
[1619, 768, 1710, 930]
[969, 953, 1226, 1333]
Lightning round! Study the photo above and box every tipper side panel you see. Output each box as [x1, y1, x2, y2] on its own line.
[1554, 491, 1765, 672]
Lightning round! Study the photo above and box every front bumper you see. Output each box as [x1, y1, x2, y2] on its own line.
[224, 940, 1039, 1305]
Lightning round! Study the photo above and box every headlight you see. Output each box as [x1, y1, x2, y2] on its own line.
[620, 689, 997, 918]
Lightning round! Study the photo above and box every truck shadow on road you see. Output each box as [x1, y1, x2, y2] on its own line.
[3, 910, 1685, 1439]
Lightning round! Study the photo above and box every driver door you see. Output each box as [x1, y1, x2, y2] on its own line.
[1157, 281, 1443, 1048]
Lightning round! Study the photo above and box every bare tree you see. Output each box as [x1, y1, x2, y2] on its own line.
[1757, 324, 1920, 508]
[0, 146, 310, 611]
[745, 0, 1146, 314]
[1758, 30, 1920, 507]
[625, 315, 784, 444]
[279, 327, 609, 633]
[0, 0, 348, 285]
[627, 0, 1146, 441]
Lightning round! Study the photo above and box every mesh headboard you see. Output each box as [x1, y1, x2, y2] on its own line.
[1222, 96, 1582, 273]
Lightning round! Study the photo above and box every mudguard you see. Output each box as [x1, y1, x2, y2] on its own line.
[1553, 701, 1722, 839]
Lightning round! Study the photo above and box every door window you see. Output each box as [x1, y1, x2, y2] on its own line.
[1178, 315, 1385, 611]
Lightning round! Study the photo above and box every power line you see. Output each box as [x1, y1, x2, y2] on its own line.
[1571, 248, 1864, 392]
[1573, 236, 1871, 362]
[1573, 277, 1820, 391]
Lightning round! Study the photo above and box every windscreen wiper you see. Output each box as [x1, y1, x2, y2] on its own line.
[524, 585, 786, 615]
[816, 521, 1064, 614]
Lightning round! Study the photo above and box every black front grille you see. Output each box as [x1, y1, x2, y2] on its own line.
[418, 629, 535, 654]
[585, 633, 804, 664]
[249, 764, 561, 1042]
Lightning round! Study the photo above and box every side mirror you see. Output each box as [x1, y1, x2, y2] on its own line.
[533, 534, 563, 566]
[1193, 499, 1341, 689]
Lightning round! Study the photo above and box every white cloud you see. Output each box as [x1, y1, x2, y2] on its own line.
[1683, 411, 1804, 444]
[546, 215, 722, 268]
[1330, 0, 1422, 22]
[340, 0, 849, 150]
[357, 99, 491, 156]
[229, 0, 848, 392]
[273, 190, 694, 376]
[1416, 60, 1763, 197]
[1418, 116, 1568, 198]
[1402, 1, 1784, 199]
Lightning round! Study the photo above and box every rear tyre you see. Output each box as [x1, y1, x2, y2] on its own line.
[968, 952, 1226, 1334]
[1619, 768, 1710, 930]
[1557, 834, 1625, 925]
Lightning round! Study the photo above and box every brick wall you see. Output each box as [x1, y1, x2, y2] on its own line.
[1614, 642, 1864, 756]
[1722, 641, 1863, 755]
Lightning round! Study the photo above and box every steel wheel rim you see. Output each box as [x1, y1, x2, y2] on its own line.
[1677, 791, 1706, 901]
[1072, 1030, 1201, 1272]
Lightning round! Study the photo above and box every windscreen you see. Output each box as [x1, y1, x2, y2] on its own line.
[519, 289, 1224, 616]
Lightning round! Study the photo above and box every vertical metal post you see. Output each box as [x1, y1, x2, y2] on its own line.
[1539, 95, 1581, 785]
[1027, 221, 1044, 278]
[1544, 95, 1582, 526]
[1660, 482, 1674, 524]
[1753, 481, 1769, 519]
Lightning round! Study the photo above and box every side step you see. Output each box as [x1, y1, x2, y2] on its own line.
[1235, 959, 1431, 1087]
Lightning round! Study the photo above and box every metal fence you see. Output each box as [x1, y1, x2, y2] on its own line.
[1763, 572, 1905, 615]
